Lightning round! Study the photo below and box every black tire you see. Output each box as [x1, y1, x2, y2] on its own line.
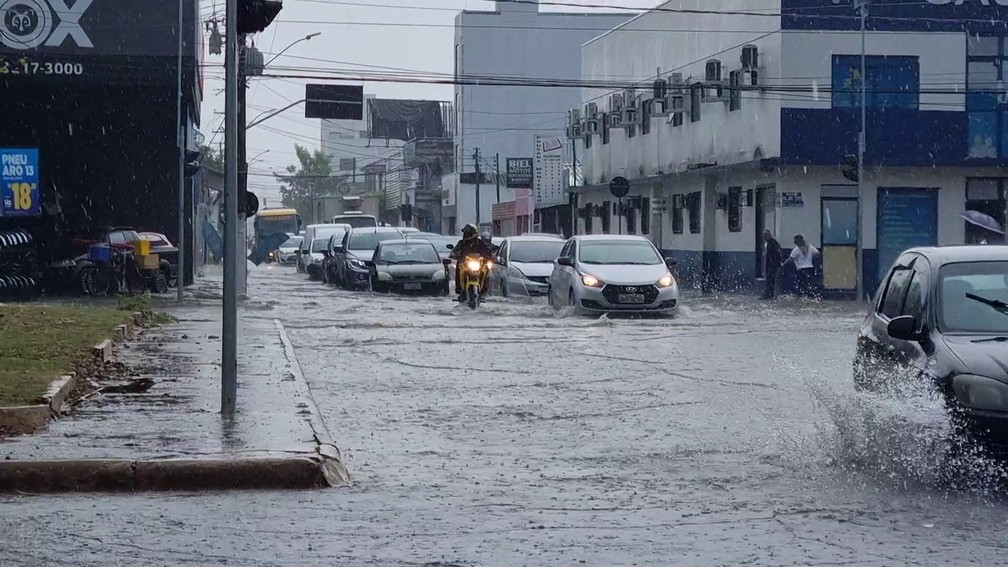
[569, 290, 577, 308]
[322, 266, 329, 285]
[78, 265, 93, 295]
[467, 286, 478, 310]
[125, 267, 147, 296]
[441, 281, 450, 296]
[85, 266, 110, 296]
[150, 270, 168, 294]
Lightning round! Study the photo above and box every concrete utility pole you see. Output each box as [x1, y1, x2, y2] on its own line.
[856, 0, 868, 302]
[237, 34, 249, 298]
[175, 0, 185, 303]
[221, 0, 239, 415]
[473, 148, 482, 227]
[571, 140, 578, 238]
[494, 153, 500, 204]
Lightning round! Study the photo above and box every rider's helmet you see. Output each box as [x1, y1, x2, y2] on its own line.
[480, 231, 491, 244]
[462, 224, 478, 241]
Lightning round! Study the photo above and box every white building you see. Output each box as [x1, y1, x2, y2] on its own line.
[574, 0, 1008, 299]
[443, 0, 632, 234]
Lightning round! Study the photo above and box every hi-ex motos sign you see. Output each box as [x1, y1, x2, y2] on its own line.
[1, 0, 92, 49]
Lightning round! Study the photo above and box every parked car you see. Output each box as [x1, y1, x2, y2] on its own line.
[138, 231, 179, 287]
[297, 223, 349, 274]
[491, 234, 565, 297]
[274, 235, 303, 264]
[854, 246, 1008, 451]
[368, 239, 450, 295]
[321, 233, 343, 285]
[333, 227, 405, 290]
[399, 227, 421, 235]
[548, 235, 678, 315]
[408, 233, 455, 264]
[305, 237, 332, 280]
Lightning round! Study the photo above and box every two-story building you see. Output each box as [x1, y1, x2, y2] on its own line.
[573, 0, 1008, 298]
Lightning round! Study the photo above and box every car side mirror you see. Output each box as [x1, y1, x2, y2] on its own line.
[557, 257, 574, 267]
[887, 315, 921, 341]
[496, 256, 506, 265]
[442, 258, 452, 267]
[665, 257, 677, 267]
[446, 244, 455, 250]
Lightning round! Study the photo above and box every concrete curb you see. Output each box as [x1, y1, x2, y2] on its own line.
[0, 456, 332, 493]
[0, 373, 78, 434]
[275, 319, 352, 487]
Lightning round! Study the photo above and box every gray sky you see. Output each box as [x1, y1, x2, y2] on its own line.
[198, 0, 656, 206]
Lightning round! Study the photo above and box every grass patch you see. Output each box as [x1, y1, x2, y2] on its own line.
[117, 296, 176, 327]
[0, 304, 129, 406]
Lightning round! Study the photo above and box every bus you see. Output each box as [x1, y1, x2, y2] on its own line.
[254, 208, 301, 241]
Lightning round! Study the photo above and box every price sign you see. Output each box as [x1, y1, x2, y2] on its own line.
[1, 149, 41, 217]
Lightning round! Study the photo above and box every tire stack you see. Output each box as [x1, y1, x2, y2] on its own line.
[0, 229, 40, 300]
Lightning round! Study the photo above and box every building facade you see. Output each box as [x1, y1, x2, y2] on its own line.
[443, 0, 631, 235]
[574, 0, 1008, 298]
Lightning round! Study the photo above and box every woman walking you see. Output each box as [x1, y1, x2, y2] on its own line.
[782, 234, 820, 299]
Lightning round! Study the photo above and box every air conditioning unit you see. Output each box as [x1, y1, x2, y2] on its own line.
[653, 78, 668, 100]
[741, 67, 762, 88]
[584, 101, 599, 117]
[705, 59, 727, 102]
[624, 89, 638, 108]
[741, 44, 759, 70]
[669, 93, 690, 113]
[568, 108, 582, 124]
[608, 113, 622, 128]
[705, 59, 723, 83]
[584, 118, 600, 135]
[620, 105, 639, 127]
[566, 123, 583, 139]
[652, 96, 671, 117]
[609, 92, 625, 112]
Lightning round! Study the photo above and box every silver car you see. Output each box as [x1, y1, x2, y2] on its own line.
[369, 240, 450, 295]
[275, 235, 303, 264]
[548, 235, 679, 315]
[491, 235, 565, 297]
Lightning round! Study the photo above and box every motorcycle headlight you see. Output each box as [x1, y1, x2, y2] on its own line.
[952, 374, 1008, 412]
[656, 272, 676, 288]
[466, 259, 482, 272]
[580, 273, 604, 288]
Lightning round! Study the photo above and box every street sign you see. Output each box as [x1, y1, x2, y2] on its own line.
[1, 148, 40, 217]
[506, 158, 533, 189]
[609, 176, 630, 199]
[305, 84, 363, 120]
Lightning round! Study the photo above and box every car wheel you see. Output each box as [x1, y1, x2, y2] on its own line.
[321, 267, 329, 285]
[150, 270, 168, 294]
[547, 285, 554, 307]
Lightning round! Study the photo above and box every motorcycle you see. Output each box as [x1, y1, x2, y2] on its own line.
[460, 255, 493, 310]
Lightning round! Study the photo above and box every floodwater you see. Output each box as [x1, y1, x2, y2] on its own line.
[2, 264, 1007, 566]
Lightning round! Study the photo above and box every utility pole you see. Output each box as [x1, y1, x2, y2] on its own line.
[571, 140, 578, 238]
[222, 0, 239, 415]
[237, 33, 249, 297]
[856, 0, 868, 302]
[175, 0, 185, 303]
[473, 147, 482, 228]
[494, 153, 501, 204]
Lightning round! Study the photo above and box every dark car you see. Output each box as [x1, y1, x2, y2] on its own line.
[369, 240, 450, 295]
[321, 233, 343, 285]
[854, 246, 1008, 450]
[332, 227, 405, 290]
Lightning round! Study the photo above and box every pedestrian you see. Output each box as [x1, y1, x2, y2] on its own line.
[760, 229, 782, 300]
[782, 234, 820, 299]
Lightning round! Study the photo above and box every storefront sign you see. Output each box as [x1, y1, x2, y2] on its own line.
[534, 136, 564, 207]
[781, 192, 804, 207]
[506, 158, 532, 189]
[1, 148, 40, 216]
[0, 0, 93, 50]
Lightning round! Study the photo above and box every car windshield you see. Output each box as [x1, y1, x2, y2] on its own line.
[310, 239, 329, 253]
[280, 237, 302, 248]
[349, 231, 402, 251]
[257, 215, 299, 235]
[579, 240, 662, 265]
[939, 261, 1008, 334]
[510, 240, 565, 263]
[378, 243, 440, 264]
[334, 216, 377, 228]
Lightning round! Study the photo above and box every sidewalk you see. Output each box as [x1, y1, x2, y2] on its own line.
[0, 268, 348, 491]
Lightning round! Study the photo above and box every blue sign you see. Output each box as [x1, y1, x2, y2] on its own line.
[0, 149, 41, 217]
[782, 0, 1008, 32]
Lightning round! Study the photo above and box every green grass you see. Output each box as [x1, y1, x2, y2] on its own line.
[0, 304, 129, 406]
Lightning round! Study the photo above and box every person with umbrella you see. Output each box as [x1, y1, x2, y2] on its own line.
[962, 210, 1005, 245]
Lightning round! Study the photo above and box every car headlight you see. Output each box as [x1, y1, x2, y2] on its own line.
[311, 256, 323, 264]
[377, 271, 392, 282]
[348, 257, 365, 269]
[580, 273, 604, 288]
[952, 374, 1008, 412]
[432, 270, 446, 280]
[656, 272, 676, 288]
[508, 265, 527, 279]
[466, 259, 482, 272]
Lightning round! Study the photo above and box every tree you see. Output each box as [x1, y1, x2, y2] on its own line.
[200, 144, 225, 172]
[276, 145, 344, 222]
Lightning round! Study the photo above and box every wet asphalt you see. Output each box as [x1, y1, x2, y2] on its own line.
[2, 264, 1008, 566]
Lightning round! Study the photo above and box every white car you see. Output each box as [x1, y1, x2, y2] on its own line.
[275, 235, 303, 264]
[491, 235, 565, 297]
[548, 235, 679, 315]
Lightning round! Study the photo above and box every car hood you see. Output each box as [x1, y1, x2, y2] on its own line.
[309, 252, 324, 262]
[278, 247, 298, 253]
[943, 336, 1008, 382]
[576, 263, 670, 285]
[378, 263, 443, 276]
[347, 248, 375, 260]
[512, 261, 554, 278]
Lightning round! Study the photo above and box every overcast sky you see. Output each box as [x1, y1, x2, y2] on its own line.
[198, 0, 657, 205]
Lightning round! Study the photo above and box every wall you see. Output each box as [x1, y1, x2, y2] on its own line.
[579, 0, 783, 186]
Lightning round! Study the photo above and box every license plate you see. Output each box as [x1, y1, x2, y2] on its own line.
[617, 293, 645, 304]
[403, 283, 422, 291]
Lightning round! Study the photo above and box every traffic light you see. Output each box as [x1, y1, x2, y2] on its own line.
[238, 0, 283, 35]
[841, 154, 859, 182]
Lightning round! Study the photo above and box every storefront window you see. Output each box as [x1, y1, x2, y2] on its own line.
[831, 55, 919, 110]
[967, 35, 1008, 158]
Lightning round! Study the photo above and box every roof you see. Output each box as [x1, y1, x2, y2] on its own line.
[505, 234, 565, 241]
[905, 245, 1008, 264]
[572, 234, 652, 242]
[258, 208, 298, 217]
[349, 227, 404, 234]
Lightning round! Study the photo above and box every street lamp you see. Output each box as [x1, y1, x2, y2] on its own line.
[265, 32, 321, 67]
[248, 149, 270, 166]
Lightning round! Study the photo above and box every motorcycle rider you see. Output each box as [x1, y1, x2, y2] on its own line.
[450, 224, 494, 302]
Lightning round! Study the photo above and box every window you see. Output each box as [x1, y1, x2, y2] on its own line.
[880, 266, 913, 319]
[641, 100, 652, 135]
[729, 70, 742, 112]
[831, 55, 919, 110]
[939, 261, 1008, 334]
[584, 210, 593, 234]
[626, 202, 637, 234]
[672, 198, 684, 234]
[967, 35, 1008, 158]
[688, 192, 701, 234]
[602, 113, 610, 145]
[690, 84, 702, 122]
[965, 178, 1007, 244]
[902, 265, 930, 323]
[601, 201, 611, 234]
[641, 198, 650, 235]
[728, 187, 742, 232]
[559, 240, 572, 259]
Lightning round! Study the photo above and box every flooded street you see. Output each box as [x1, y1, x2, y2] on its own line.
[3, 265, 1008, 566]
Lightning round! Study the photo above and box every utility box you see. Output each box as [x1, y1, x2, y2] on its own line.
[139, 253, 160, 270]
[134, 239, 151, 256]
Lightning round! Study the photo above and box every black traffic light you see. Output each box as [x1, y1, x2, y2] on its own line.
[841, 154, 859, 182]
[246, 192, 260, 217]
[238, 0, 283, 35]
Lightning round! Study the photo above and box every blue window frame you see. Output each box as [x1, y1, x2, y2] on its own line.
[832, 55, 920, 110]
[967, 35, 1008, 158]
